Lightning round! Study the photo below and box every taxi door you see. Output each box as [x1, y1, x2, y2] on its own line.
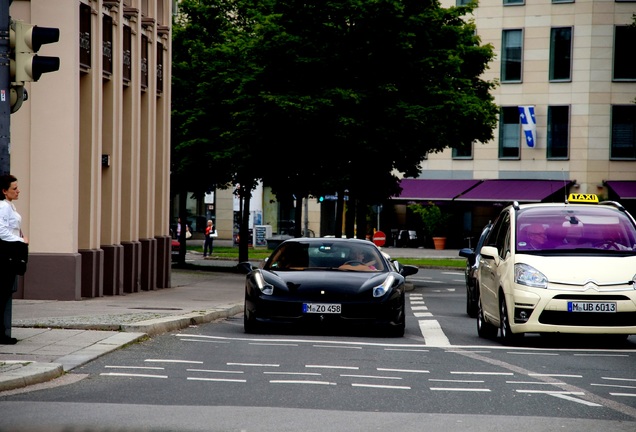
[478, 209, 511, 324]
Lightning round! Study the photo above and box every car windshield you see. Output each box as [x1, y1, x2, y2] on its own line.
[516, 206, 636, 253]
[265, 241, 385, 271]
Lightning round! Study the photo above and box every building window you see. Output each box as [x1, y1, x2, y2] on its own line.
[547, 106, 569, 159]
[141, 34, 149, 90]
[613, 26, 636, 81]
[499, 107, 521, 159]
[549, 27, 572, 81]
[501, 29, 523, 82]
[456, 0, 471, 4]
[123, 25, 132, 84]
[552, 0, 574, 3]
[452, 143, 473, 159]
[157, 42, 164, 95]
[103, 14, 113, 77]
[611, 106, 636, 160]
[79, 3, 92, 70]
[503, 0, 524, 4]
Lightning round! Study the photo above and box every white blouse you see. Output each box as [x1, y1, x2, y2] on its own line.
[0, 200, 23, 242]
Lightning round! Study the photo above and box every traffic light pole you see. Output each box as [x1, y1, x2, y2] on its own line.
[0, 0, 11, 176]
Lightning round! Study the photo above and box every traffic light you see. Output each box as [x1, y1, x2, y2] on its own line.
[8, 19, 60, 113]
[10, 19, 60, 83]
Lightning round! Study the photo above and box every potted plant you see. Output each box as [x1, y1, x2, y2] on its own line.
[408, 202, 450, 249]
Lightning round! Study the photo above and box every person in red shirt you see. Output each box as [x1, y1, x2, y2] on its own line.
[203, 220, 216, 257]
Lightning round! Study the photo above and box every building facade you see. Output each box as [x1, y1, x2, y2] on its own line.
[10, 0, 172, 300]
[390, 0, 636, 246]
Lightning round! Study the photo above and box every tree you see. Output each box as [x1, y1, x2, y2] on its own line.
[171, 0, 499, 251]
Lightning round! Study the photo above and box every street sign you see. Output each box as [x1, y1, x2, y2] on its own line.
[373, 231, 386, 247]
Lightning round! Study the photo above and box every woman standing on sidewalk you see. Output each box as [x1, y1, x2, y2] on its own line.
[0, 174, 28, 345]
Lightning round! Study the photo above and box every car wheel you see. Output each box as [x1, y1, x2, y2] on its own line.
[386, 295, 406, 337]
[467, 282, 478, 318]
[243, 303, 259, 334]
[477, 299, 498, 339]
[499, 296, 522, 345]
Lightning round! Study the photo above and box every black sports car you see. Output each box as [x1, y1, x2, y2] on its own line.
[238, 237, 418, 337]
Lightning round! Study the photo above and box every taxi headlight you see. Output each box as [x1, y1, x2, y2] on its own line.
[373, 274, 396, 298]
[632, 274, 636, 289]
[514, 263, 548, 289]
[254, 270, 274, 295]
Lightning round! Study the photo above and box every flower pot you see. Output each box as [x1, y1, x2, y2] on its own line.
[432, 237, 446, 250]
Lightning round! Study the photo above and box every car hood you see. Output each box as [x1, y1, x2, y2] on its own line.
[265, 270, 392, 294]
[517, 255, 636, 286]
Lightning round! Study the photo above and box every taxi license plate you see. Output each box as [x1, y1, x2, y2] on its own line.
[568, 302, 616, 313]
[303, 303, 341, 314]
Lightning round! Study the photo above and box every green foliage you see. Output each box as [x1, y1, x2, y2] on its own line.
[408, 202, 450, 237]
[172, 0, 499, 204]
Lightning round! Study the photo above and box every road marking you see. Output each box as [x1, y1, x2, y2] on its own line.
[418, 320, 451, 346]
[377, 368, 430, 374]
[270, 380, 336, 385]
[351, 383, 410, 390]
[306, 364, 359, 370]
[414, 312, 433, 318]
[188, 377, 246, 383]
[100, 372, 167, 378]
[549, 393, 603, 407]
[145, 359, 203, 364]
[430, 387, 490, 392]
[227, 362, 279, 367]
[340, 374, 403, 380]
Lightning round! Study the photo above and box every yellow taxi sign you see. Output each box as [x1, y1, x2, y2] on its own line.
[568, 193, 599, 203]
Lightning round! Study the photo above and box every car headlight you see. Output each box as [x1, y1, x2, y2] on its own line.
[373, 274, 396, 298]
[632, 274, 636, 289]
[514, 263, 548, 289]
[253, 270, 274, 295]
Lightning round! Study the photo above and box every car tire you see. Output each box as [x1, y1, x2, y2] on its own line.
[243, 303, 259, 334]
[467, 282, 479, 318]
[477, 299, 498, 339]
[499, 296, 522, 345]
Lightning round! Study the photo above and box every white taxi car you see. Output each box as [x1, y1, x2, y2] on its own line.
[477, 193, 636, 344]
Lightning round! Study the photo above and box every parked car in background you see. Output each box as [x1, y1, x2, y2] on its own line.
[171, 239, 180, 261]
[238, 237, 418, 337]
[458, 222, 493, 318]
[477, 194, 636, 345]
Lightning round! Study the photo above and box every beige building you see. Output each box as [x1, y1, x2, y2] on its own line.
[415, 0, 636, 200]
[10, 0, 172, 300]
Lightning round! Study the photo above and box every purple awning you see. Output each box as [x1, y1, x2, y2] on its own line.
[395, 179, 481, 201]
[454, 179, 572, 202]
[605, 181, 636, 200]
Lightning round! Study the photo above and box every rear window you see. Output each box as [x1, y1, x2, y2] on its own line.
[516, 206, 636, 252]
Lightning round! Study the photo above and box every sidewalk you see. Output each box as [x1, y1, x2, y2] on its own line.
[0, 243, 462, 393]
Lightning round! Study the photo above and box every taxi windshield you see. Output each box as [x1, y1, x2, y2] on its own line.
[516, 206, 636, 253]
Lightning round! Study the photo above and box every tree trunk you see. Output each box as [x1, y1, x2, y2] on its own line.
[238, 187, 251, 263]
[178, 189, 188, 264]
[294, 195, 303, 237]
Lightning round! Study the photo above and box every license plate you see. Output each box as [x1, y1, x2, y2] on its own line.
[303, 303, 341, 314]
[568, 302, 616, 313]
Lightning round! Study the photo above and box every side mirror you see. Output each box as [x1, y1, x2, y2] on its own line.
[458, 248, 476, 266]
[400, 264, 419, 277]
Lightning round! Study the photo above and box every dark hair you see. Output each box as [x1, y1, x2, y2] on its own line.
[0, 174, 17, 200]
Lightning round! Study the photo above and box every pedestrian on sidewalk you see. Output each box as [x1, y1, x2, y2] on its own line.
[203, 220, 216, 257]
[0, 174, 29, 345]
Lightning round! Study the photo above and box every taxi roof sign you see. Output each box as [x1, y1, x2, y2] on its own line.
[568, 193, 599, 203]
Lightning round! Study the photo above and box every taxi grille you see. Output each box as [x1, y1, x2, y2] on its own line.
[539, 311, 636, 327]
